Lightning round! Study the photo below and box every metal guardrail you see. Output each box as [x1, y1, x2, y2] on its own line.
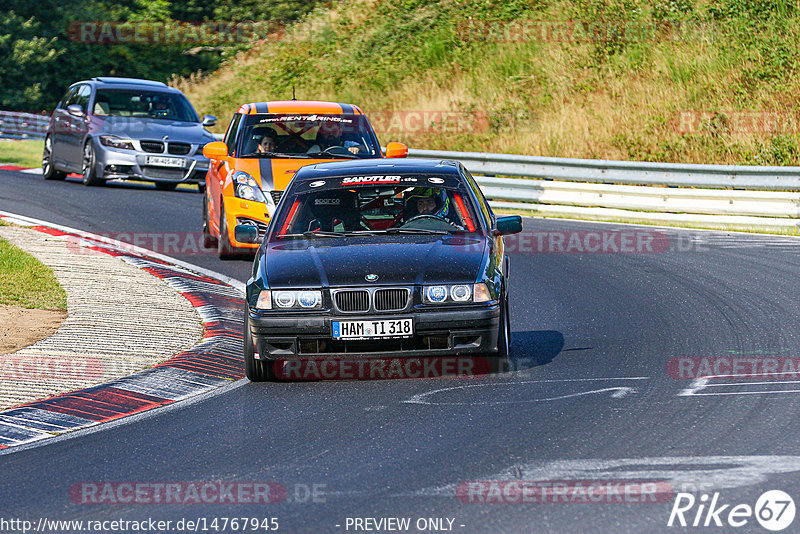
[40, 128, 800, 229]
[0, 111, 49, 139]
[407, 148, 800, 191]
[405, 148, 800, 229]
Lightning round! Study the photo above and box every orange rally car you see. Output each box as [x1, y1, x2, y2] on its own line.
[202, 100, 408, 258]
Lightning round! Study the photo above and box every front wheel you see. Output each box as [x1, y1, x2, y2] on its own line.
[42, 136, 66, 181]
[243, 310, 276, 381]
[81, 141, 104, 186]
[154, 182, 177, 191]
[202, 191, 218, 248]
[217, 204, 236, 260]
[496, 290, 511, 360]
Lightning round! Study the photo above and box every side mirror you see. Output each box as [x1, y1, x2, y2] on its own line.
[385, 142, 408, 158]
[494, 215, 522, 236]
[202, 115, 217, 127]
[67, 104, 84, 117]
[203, 141, 229, 160]
[235, 224, 260, 244]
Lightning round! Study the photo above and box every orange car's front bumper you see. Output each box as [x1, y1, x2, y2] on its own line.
[221, 196, 271, 249]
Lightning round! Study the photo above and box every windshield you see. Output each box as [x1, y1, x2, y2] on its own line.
[93, 89, 200, 122]
[272, 184, 479, 238]
[237, 114, 381, 159]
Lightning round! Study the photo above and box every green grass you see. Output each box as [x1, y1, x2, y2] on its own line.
[176, 0, 800, 166]
[0, 237, 67, 310]
[0, 140, 44, 169]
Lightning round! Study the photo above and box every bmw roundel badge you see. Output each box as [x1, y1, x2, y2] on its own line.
[365, 274, 379, 282]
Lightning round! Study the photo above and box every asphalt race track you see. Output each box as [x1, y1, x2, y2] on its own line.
[3, 168, 800, 533]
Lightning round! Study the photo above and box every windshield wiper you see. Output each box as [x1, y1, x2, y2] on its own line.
[239, 152, 313, 159]
[346, 228, 449, 236]
[305, 151, 359, 159]
[279, 231, 345, 239]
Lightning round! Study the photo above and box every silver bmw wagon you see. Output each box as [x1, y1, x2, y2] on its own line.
[42, 77, 217, 191]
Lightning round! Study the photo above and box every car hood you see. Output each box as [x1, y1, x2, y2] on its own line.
[264, 235, 488, 288]
[98, 117, 216, 144]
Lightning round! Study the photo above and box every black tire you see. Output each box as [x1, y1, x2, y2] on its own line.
[202, 191, 218, 248]
[497, 287, 511, 360]
[42, 136, 66, 181]
[197, 182, 206, 194]
[217, 204, 236, 260]
[243, 309, 276, 381]
[81, 140, 103, 186]
[154, 182, 178, 191]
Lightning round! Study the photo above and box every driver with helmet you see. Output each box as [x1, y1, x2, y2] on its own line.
[403, 187, 453, 222]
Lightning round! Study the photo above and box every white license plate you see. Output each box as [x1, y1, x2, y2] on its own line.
[145, 156, 185, 168]
[332, 318, 413, 339]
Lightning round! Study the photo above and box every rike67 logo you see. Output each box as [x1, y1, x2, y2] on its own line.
[668, 490, 795, 531]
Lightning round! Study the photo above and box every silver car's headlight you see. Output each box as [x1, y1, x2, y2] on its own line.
[423, 283, 491, 304]
[99, 135, 134, 150]
[233, 171, 267, 203]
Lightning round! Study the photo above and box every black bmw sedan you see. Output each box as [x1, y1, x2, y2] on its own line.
[237, 158, 522, 381]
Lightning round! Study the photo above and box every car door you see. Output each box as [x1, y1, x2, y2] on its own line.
[64, 85, 92, 169]
[51, 86, 79, 168]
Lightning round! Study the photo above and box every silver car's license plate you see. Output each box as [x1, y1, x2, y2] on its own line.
[145, 155, 185, 168]
[332, 318, 413, 339]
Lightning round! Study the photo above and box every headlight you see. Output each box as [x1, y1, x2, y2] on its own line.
[451, 284, 472, 302]
[233, 171, 267, 203]
[259, 289, 323, 310]
[99, 135, 134, 150]
[423, 283, 491, 304]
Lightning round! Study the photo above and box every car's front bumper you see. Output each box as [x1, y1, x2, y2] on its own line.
[221, 195, 272, 250]
[93, 142, 209, 184]
[248, 304, 501, 360]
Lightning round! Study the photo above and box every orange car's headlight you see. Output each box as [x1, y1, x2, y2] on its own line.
[232, 171, 267, 203]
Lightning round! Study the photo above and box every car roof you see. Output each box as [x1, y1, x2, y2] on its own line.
[293, 158, 462, 181]
[70, 78, 179, 92]
[236, 101, 365, 115]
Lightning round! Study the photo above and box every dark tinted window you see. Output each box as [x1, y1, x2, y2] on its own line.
[224, 113, 243, 156]
[461, 166, 492, 229]
[60, 86, 80, 109]
[75, 85, 91, 112]
[93, 89, 199, 122]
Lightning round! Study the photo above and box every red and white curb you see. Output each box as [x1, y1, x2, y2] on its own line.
[0, 211, 246, 450]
